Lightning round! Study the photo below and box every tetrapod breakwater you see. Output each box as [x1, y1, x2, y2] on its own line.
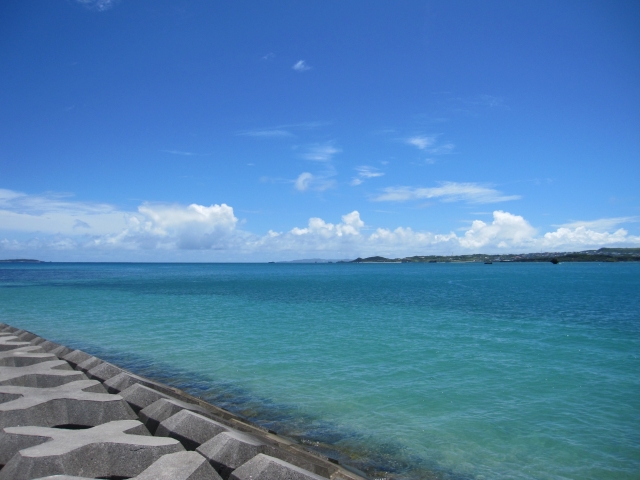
[0, 322, 368, 480]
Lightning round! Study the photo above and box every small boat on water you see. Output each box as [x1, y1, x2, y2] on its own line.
[484, 261, 493, 264]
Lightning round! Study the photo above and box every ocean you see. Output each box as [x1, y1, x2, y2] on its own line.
[0, 262, 638, 479]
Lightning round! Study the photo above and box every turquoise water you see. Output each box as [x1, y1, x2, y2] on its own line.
[0, 262, 638, 479]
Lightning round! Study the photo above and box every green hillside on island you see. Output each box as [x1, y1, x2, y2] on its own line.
[350, 248, 640, 264]
[0, 259, 48, 263]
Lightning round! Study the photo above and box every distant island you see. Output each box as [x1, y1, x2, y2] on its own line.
[349, 247, 640, 264]
[0, 259, 48, 263]
[276, 258, 352, 264]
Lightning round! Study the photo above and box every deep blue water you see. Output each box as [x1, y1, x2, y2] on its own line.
[0, 262, 638, 479]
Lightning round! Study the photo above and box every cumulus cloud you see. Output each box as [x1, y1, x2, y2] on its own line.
[0, 189, 239, 253]
[374, 182, 521, 204]
[540, 226, 632, 249]
[2, 188, 639, 259]
[292, 60, 311, 72]
[459, 211, 536, 249]
[121, 203, 238, 250]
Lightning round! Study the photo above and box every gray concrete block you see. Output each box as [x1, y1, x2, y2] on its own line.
[0, 419, 184, 479]
[103, 370, 168, 394]
[136, 451, 222, 480]
[75, 356, 103, 373]
[30, 337, 47, 346]
[0, 335, 32, 351]
[229, 454, 327, 480]
[0, 360, 87, 388]
[156, 410, 231, 451]
[49, 345, 73, 359]
[139, 398, 213, 435]
[61, 350, 92, 369]
[86, 361, 123, 383]
[34, 451, 222, 480]
[197, 430, 267, 479]
[1, 326, 19, 333]
[32, 476, 89, 479]
[17, 332, 38, 342]
[36, 341, 62, 352]
[0, 379, 136, 429]
[0, 349, 57, 367]
[120, 383, 173, 414]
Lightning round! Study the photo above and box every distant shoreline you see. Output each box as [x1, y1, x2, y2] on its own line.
[2, 247, 640, 264]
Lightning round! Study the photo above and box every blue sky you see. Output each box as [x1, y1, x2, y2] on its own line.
[1, 0, 639, 261]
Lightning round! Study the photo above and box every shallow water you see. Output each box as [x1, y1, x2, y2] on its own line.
[1, 262, 638, 479]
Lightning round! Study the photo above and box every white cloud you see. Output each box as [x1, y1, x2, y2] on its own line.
[295, 173, 314, 191]
[405, 135, 454, 155]
[262, 52, 275, 61]
[350, 166, 384, 186]
[406, 136, 435, 150]
[76, 0, 118, 11]
[374, 182, 521, 204]
[162, 150, 197, 156]
[121, 203, 238, 250]
[553, 216, 639, 232]
[73, 220, 91, 229]
[458, 211, 537, 249]
[302, 144, 341, 162]
[428, 143, 455, 155]
[540, 227, 633, 249]
[2, 188, 639, 259]
[292, 60, 311, 72]
[291, 211, 364, 237]
[0, 189, 128, 235]
[356, 166, 384, 179]
[238, 129, 293, 138]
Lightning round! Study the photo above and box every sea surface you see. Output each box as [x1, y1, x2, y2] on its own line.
[0, 262, 638, 480]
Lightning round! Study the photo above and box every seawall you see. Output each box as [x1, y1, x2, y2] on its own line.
[0, 322, 368, 480]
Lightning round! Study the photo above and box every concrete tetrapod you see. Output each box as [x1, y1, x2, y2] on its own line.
[17, 332, 38, 342]
[0, 360, 87, 388]
[0, 347, 53, 367]
[86, 361, 123, 383]
[139, 397, 214, 434]
[104, 370, 171, 394]
[75, 356, 102, 373]
[61, 350, 93, 369]
[0, 419, 185, 479]
[197, 430, 268, 480]
[0, 336, 32, 351]
[229, 454, 328, 480]
[36, 341, 64, 354]
[0, 379, 137, 429]
[156, 409, 232, 451]
[119, 382, 175, 414]
[33, 451, 222, 480]
[48, 345, 73, 359]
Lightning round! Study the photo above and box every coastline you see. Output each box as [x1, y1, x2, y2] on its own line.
[0, 322, 369, 480]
